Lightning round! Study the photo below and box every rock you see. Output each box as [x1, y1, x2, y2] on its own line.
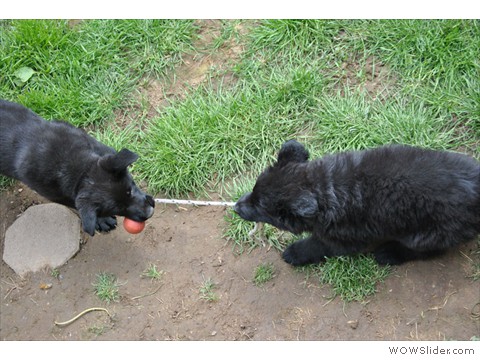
[348, 320, 359, 330]
[3, 203, 81, 276]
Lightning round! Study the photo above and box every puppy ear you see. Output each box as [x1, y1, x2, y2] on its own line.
[277, 140, 309, 166]
[99, 148, 139, 174]
[76, 203, 98, 236]
[291, 192, 318, 218]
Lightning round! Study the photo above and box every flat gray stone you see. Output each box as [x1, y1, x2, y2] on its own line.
[3, 203, 81, 276]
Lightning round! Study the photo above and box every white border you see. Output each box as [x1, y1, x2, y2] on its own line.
[2, 1, 479, 19]
[1, 341, 479, 360]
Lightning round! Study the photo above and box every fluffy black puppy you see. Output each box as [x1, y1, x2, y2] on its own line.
[0, 99, 155, 236]
[235, 140, 480, 266]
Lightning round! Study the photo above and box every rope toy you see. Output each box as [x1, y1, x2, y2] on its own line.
[155, 198, 236, 207]
[154, 198, 264, 243]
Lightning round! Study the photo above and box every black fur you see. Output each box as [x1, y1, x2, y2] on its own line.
[0, 99, 155, 236]
[235, 140, 480, 266]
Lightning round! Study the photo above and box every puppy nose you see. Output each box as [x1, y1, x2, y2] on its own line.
[234, 192, 251, 213]
[233, 202, 240, 213]
[146, 195, 155, 208]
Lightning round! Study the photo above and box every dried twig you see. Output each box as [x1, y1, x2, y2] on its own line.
[131, 284, 163, 300]
[54, 307, 111, 326]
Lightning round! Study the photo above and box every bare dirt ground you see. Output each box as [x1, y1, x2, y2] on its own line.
[1, 20, 479, 341]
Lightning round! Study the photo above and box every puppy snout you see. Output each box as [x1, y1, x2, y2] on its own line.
[234, 192, 251, 214]
[233, 202, 240, 214]
[146, 195, 155, 208]
[144, 195, 155, 218]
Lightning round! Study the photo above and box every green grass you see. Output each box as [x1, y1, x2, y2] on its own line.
[253, 263, 275, 286]
[318, 255, 391, 302]
[142, 264, 164, 281]
[50, 268, 60, 280]
[465, 240, 480, 281]
[92, 273, 121, 304]
[87, 324, 107, 337]
[139, 81, 304, 196]
[308, 90, 456, 155]
[295, 256, 391, 302]
[0, 19, 197, 126]
[0, 177, 15, 192]
[199, 277, 218, 302]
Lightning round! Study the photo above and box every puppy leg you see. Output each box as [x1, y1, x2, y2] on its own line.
[373, 241, 445, 266]
[96, 216, 117, 233]
[282, 236, 331, 266]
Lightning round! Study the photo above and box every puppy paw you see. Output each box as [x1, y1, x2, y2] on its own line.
[282, 241, 323, 266]
[96, 216, 117, 233]
[282, 244, 303, 266]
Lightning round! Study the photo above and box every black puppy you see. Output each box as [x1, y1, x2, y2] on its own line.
[235, 140, 480, 266]
[0, 99, 155, 236]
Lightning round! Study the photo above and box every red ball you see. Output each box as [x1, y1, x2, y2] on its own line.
[123, 218, 145, 234]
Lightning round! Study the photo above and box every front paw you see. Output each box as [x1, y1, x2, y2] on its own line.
[282, 242, 312, 266]
[282, 243, 304, 266]
[96, 216, 117, 233]
[282, 239, 328, 266]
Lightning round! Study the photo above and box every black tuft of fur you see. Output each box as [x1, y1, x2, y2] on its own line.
[235, 140, 480, 266]
[0, 99, 155, 236]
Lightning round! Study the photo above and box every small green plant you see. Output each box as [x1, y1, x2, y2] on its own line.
[88, 324, 106, 336]
[319, 255, 391, 302]
[199, 278, 218, 302]
[142, 264, 164, 281]
[92, 273, 120, 304]
[465, 239, 480, 281]
[253, 263, 275, 286]
[50, 268, 60, 279]
[469, 262, 480, 281]
[0, 176, 14, 192]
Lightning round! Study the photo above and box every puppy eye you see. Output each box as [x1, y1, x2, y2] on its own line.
[126, 188, 132, 196]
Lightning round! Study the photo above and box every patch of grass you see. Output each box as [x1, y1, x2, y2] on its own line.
[469, 263, 480, 282]
[140, 80, 305, 196]
[92, 273, 120, 304]
[253, 263, 275, 286]
[247, 20, 480, 125]
[246, 20, 346, 60]
[0, 19, 197, 127]
[88, 324, 107, 337]
[142, 264, 164, 281]
[199, 277, 218, 302]
[0, 176, 15, 192]
[293, 254, 391, 302]
[308, 89, 456, 155]
[465, 239, 480, 281]
[360, 20, 480, 120]
[50, 268, 60, 280]
[318, 255, 391, 302]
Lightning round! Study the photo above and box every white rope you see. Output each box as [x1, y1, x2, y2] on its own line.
[155, 198, 236, 207]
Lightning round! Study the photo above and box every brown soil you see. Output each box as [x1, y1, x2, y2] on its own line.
[1, 20, 479, 341]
